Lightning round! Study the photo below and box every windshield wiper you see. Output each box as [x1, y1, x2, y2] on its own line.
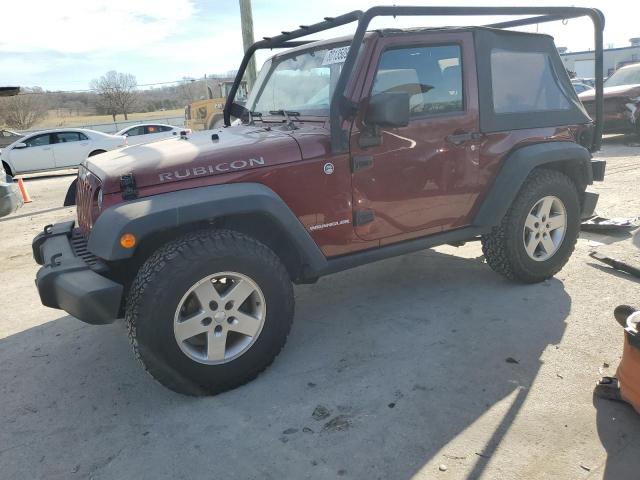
[268, 110, 301, 130]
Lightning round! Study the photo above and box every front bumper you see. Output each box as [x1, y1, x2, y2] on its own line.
[32, 221, 123, 325]
[0, 180, 23, 218]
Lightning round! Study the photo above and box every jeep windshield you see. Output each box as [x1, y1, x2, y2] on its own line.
[245, 44, 349, 119]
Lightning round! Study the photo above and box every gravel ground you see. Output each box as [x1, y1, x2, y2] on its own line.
[0, 139, 639, 480]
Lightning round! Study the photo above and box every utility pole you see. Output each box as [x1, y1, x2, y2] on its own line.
[239, 0, 257, 90]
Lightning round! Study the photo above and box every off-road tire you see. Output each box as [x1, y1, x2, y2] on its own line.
[481, 168, 581, 283]
[125, 229, 294, 395]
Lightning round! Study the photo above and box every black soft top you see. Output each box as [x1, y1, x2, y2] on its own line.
[224, 6, 604, 151]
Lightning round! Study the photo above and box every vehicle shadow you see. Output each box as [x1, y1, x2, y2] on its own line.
[598, 135, 640, 158]
[579, 230, 635, 247]
[593, 380, 640, 478]
[0, 249, 570, 479]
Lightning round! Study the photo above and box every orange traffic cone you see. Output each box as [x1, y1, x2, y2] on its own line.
[16, 177, 32, 203]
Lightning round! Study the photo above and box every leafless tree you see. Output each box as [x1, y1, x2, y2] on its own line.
[90, 71, 138, 121]
[0, 88, 49, 129]
[178, 77, 200, 105]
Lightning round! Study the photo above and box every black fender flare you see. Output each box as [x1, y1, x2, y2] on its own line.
[87, 183, 328, 273]
[473, 141, 592, 228]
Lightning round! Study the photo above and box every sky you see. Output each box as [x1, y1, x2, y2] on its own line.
[1, 0, 638, 91]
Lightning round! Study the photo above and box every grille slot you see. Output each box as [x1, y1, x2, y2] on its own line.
[70, 228, 105, 270]
[76, 166, 101, 234]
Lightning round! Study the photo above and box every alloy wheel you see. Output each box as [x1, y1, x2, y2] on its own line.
[523, 195, 567, 262]
[173, 272, 266, 364]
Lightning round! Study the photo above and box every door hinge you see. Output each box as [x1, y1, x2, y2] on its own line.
[353, 209, 375, 226]
[351, 155, 373, 172]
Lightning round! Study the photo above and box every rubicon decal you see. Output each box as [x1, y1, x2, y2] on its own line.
[158, 157, 265, 181]
[309, 219, 350, 231]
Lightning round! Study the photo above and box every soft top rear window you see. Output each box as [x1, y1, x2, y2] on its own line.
[491, 49, 571, 114]
[474, 28, 590, 132]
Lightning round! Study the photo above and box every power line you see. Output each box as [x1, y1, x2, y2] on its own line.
[13, 77, 224, 95]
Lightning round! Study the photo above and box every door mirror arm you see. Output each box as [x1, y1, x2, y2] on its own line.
[359, 92, 410, 149]
[359, 124, 383, 149]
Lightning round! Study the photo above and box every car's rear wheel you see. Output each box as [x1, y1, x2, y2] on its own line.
[125, 229, 294, 395]
[481, 168, 581, 283]
[2, 161, 13, 177]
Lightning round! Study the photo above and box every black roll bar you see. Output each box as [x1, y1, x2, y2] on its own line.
[224, 6, 605, 152]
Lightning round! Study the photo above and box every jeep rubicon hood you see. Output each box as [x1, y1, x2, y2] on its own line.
[85, 125, 303, 194]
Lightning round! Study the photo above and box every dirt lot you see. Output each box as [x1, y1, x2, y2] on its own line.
[35, 108, 184, 129]
[1, 139, 639, 480]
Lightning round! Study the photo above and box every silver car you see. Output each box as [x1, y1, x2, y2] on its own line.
[0, 162, 22, 218]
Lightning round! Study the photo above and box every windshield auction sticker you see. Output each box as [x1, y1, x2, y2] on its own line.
[322, 47, 349, 65]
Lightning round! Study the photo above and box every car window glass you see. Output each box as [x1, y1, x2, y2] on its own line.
[144, 125, 160, 134]
[79, 132, 88, 140]
[491, 49, 571, 114]
[604, 65, 640, 87]
[125, 126, 144, 136]
[158, 125, 173, 132]
[56, 132, 82, 143]
[25, 134, 51, 147]
[372, 44, 463, 117]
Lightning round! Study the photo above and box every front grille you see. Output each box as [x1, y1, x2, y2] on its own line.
[70, 228, 105, 270]
[76, 166, 101, 234]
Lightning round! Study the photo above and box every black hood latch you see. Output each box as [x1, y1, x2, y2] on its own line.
[120, 173, 138, 200]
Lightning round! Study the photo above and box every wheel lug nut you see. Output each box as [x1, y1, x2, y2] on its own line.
[201, 317, 212, 327]
[209, 301, 218, 311]
[214, 325, 223, 336]
[225, 301, 234, 310]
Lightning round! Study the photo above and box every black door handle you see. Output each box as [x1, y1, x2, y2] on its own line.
[446, 131, 482, 145]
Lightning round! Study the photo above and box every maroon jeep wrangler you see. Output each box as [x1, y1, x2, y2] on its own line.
[33, 7, 606, 395]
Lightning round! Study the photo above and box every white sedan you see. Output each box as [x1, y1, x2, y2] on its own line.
[1, 128, 126, 176]
[116, 123, 182, 146]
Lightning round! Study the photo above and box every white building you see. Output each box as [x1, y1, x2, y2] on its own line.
[559, 38, 640, 79]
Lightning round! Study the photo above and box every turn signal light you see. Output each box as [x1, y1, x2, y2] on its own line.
[120, 233, 136, 249]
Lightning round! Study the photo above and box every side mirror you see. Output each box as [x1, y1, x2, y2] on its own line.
[365, 92, 410, 127]
[13, 142, 27, 149]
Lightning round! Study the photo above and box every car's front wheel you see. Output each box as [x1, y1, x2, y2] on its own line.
[125, 229, 294, 395]
[481, 168, 581, 283]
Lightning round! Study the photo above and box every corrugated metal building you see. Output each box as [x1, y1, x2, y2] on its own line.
[559, 38, 640, 79]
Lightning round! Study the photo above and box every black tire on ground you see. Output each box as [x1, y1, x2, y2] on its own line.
[125, 229, 294, 395]
[481, 168, 581, 284]
[2, 161, 12, 177]
[63, 178, 78, 206]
